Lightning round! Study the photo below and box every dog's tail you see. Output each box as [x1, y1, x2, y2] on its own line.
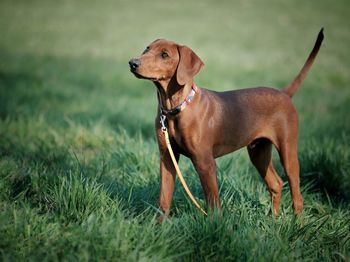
[283, 28, 324, 97]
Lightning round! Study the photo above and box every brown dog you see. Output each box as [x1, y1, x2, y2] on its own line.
[129, 29, 324, 218]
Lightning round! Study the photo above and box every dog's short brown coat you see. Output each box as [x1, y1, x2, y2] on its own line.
[129, 29, 324, 219]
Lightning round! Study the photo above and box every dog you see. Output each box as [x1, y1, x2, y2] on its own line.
[129, 29, 324, 219]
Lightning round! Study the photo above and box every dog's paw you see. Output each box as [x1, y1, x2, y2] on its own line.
[157, 214, 169, 224]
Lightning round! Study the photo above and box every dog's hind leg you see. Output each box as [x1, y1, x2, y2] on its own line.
[247, 138, 283, 216]
[278, 140, 303, 215]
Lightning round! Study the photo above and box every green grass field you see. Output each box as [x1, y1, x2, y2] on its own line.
[1, 0, 349, 261]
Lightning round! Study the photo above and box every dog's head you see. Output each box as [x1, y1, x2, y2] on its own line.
[129, 39, 204, 86]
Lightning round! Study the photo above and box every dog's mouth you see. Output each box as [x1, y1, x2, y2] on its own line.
[130, 69, 158, 81]
[129, 68, 142, 78]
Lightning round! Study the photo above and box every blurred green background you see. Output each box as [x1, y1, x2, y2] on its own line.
[1, 0, 349, 138]
[0, 0, 349, 261]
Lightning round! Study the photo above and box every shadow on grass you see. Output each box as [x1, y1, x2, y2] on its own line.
[3, 146, 349, 225]
[300, 145, 350, 205]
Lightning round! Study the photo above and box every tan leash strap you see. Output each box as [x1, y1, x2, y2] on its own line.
[162, 128, 207, 216]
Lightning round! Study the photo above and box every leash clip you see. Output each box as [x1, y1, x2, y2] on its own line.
[160, 113, 167, 132]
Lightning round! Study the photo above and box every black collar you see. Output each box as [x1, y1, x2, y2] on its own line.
[159, 83, 199, 116]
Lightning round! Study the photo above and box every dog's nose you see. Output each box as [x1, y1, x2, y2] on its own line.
[129, 59, 140, 70]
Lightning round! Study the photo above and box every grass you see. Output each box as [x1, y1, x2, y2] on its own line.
[0, 0, 350, 261]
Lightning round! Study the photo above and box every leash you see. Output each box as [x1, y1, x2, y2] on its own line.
[160, 113, 207, 216]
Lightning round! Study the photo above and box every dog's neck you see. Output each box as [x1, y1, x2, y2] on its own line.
[154, 77, 193, 113]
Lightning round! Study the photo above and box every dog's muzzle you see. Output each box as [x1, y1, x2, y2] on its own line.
[129, 58, 140, 72]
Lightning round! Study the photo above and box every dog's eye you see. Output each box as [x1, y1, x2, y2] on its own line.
[161, 51, 169, 59]
[142, 47, 150, 54]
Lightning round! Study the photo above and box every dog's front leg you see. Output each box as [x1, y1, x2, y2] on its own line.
[191, 154, 220, 210]
[158, 149, 179, 222]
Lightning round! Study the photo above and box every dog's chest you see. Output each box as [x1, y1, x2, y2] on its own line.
[167, 121, 194, 156]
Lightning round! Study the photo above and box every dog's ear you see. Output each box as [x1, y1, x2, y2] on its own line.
[176, 45, 204, 86]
